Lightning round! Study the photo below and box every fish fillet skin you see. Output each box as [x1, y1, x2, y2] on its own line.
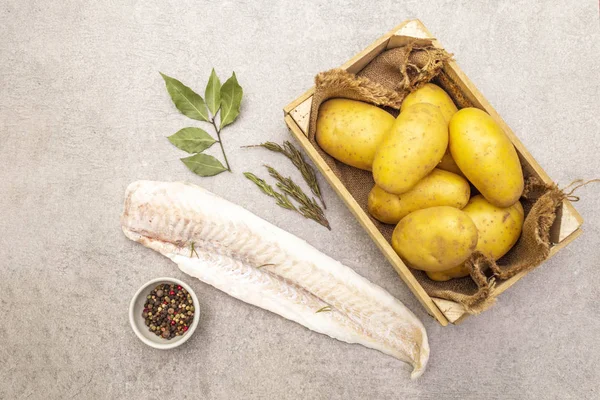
[121, 180, 429, 378]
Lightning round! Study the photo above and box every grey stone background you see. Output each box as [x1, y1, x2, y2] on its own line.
[1, 1, 599, 399]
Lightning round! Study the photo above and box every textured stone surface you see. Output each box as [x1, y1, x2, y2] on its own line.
[1, 1, 599, 399]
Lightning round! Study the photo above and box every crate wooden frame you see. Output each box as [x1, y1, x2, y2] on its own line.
[283, 19, 583, 326]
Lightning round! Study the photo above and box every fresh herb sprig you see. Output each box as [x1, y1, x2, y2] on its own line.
[246, 141, 325, 208]
[161, 69, 243, 177]
[244, 165, 330, 230]
[243, 172, 297, 211]
[265, 166, 329, 230]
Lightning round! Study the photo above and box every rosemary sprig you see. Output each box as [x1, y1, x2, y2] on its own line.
[189, 242, 199, 258]
[246, 141, 325, 209]
[244, 167, 330, 230]
[265, 165, 330, 230]
[243, 172, 297, 211]
[315, 306, 332, 314]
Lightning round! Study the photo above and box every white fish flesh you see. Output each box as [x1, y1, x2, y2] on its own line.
[121, 180, 429, 378]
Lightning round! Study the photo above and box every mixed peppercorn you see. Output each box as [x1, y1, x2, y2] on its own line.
[143, 283, 195, 339]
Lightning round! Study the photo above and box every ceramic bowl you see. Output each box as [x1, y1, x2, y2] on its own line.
[129, 277, 199, 349]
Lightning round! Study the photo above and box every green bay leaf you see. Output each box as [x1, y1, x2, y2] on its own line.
[181, 153, 227, 177]
[219, 72, 243, 129]
[160, 72, 209, 122]
[205, 68, 221, 116]
[167, 127, 216, 154]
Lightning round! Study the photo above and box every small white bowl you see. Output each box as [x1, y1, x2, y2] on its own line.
[129, 277, 200, 349]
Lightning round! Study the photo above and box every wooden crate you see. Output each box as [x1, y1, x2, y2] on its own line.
[283, 19, 583, 326]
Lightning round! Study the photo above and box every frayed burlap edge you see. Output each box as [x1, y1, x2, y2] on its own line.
[308, 40, 452, 139]
[315, 68, 406, 109]
[419, 253, 499, 315]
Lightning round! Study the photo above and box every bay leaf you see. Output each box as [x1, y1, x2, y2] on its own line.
[219, 72, 243, 129]
[181, 153, 227, 176]
[205, 68, 221, 116]
[168, 127, 216, 154]
[160, 72, 209, 122]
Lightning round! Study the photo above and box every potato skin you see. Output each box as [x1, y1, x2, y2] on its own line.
[401, 84, 465, 177]
[426, 265, 470, 281]
[449, 108, 524, 207]
[368, 168, 470, 224]
[425, 195, 524, 281]
[401, 83, 458, 123]
[463, 195, 524, 260]
[392, 206, 478, 272]
[316, 99, 395, 170]
[437, 150, 465, 177]
[373, 103, 448, 194]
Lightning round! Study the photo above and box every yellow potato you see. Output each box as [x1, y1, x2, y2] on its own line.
[392, 206, 478, 272]
[368, 168, 470, 224]
[401, 83, 458, 123]
[401, 84, 465, 177]
[426, 195, 524, 281]
[437, 150, 465, 177]
[463, 195, 524, 260]
[373, 103, 447, 194]
[316, 98, 395, 170]
[449, 108, 524, 207]
[426, 265, 470, 281]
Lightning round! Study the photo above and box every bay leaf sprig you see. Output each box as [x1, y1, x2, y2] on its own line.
[246, 141, 325, 209]
[161, 69, 243, 177]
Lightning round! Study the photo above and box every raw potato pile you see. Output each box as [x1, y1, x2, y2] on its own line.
[316, 83, 525, 281]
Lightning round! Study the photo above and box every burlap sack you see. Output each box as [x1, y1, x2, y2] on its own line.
[306, 39, 571, 314]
